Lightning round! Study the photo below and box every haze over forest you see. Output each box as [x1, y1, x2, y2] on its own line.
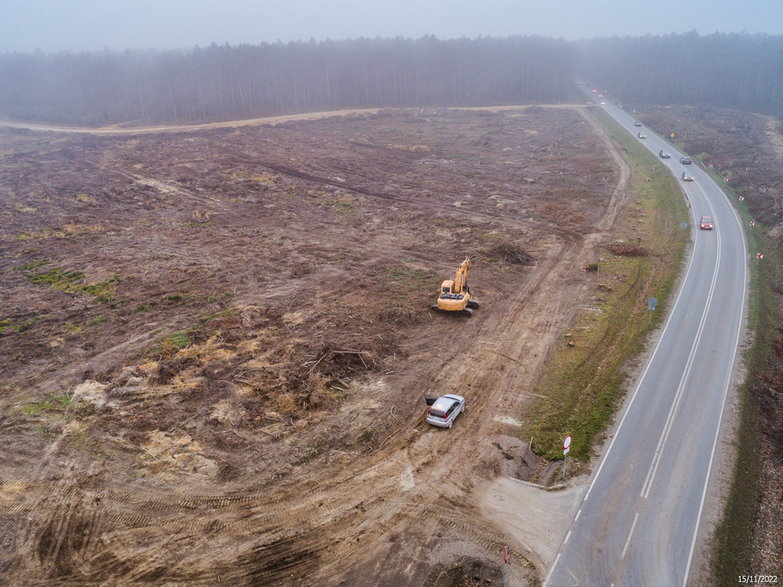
[1, 32, 782, 126]
[1, 4, 782, 586]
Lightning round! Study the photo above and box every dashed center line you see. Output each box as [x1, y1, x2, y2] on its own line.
[621, 512, 640, 560]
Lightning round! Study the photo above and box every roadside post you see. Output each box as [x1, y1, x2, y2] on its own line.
[562, 434, 572, 479]
[647, 297, 657, 326]
[502, 546, 509, 587]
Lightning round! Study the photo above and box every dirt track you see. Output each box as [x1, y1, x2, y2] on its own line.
[0, 105, 628, 585]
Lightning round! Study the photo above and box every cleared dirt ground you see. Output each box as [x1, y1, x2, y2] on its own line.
[0, 106, 626, 585]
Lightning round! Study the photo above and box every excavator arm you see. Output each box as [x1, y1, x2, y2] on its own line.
[451, 258, 470, 294]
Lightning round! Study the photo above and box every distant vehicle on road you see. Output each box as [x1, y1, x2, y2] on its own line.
[682, 172, 694, 182]
[659, 150, 671, 159]
[426, 394, 465, 429]
[637, 132, 647, 139]
[600, 101, 606, 105]
[699, 216, 714, 230]
[680, 156, 692, 165]
[634, 121, 642, 127]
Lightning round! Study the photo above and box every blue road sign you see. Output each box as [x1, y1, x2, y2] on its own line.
[648, 297, 657, 311]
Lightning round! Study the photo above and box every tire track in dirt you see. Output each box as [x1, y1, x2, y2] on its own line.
[110, 169, 231, 213]
[297, 106, 632, 582]
[229, 152, 586, 246]
[0, 108, 384, 135]
[172, 227, 589, 584]
[3, 435, 469, 583]
[14, 229, 590, 580]
[9, 479, 106, 581]
[0, 104, 631, 585]
[70, 488, 374, 584]
[1, 472, 397, 582]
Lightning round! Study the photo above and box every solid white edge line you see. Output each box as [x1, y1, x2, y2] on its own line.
[582, 231, 698, 505]
[544, 553, 561, 585]
[545, 88, 701, 586]
[588, 99, 748, 586]
[681, 178, 749, 587]
[582, 106, 706, 504]
[640, 189, 722, 498]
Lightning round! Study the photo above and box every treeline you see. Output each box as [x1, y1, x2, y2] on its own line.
[0, 36, 576, 126]
[578, 32, 783, 115]
[1, 32, 781, 126]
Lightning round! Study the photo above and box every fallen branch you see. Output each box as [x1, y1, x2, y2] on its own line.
[306, 353, 328, 374]
[331, 349, 369, 369]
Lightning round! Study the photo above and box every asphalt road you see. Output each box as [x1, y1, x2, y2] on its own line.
[545, 86, 748, 586]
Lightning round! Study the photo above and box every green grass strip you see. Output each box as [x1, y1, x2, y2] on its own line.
[525, 107, 690, 461]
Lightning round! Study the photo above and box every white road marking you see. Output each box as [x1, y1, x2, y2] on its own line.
[640, 192, 722, 499]
[621, 512, 640, 560]
[546, 94, 746, 587]
[681, 184, 749, 587]
[582, 235, 699, 505]
[544, 553, 561, 585]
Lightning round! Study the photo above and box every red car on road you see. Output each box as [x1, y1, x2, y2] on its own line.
[699, 216, 714, 230]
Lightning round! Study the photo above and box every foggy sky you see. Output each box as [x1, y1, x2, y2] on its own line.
[2, 0, 782, 53]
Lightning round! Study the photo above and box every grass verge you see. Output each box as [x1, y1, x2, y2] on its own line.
[525, 108, 690, 461]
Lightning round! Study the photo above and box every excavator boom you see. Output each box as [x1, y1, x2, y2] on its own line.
[452, 258, 469, 294]
[432, 257, 480, 315]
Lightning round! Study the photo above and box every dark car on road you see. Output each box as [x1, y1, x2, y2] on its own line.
[680, 156, 692, 165]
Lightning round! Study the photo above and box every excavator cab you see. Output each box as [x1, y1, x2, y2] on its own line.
[432, 258, 480, 316]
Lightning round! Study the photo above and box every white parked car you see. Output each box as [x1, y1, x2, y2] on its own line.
[426, 394, 465, 428]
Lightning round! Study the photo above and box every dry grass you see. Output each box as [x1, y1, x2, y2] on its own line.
[484, 241, 536, 265]
[607, 241, 650, 257]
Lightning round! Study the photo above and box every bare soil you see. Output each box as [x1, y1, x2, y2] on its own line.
[0, 106, 626, 585]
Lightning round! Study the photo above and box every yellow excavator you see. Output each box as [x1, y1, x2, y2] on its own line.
[432, 258, 480, 316]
